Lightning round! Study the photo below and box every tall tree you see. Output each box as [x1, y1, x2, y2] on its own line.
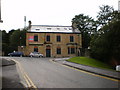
[20, 29, 27, 46]
[9, 29, 21, 51]
[97, 6, 120, 35]
[72, 14, 97, 55]
[72, 14, 97, 34]
[2, 30, 10, 55]
[97, 5, 114, 26]
[9, 29, 27, 52]
[2, 30, 9, 44]
[111, 10, 120, 22]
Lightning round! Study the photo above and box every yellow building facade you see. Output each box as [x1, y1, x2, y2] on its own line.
[20, 25, 82, 57]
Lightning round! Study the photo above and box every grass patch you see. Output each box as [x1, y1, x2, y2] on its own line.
[67, 57, 113, 70]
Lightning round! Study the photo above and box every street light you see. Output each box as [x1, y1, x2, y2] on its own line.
[0, 0, 3, 23]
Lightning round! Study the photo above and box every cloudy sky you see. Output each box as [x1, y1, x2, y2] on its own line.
[0, 0, 119, 32]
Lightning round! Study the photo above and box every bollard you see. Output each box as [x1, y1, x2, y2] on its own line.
[116, 65, 120, 71]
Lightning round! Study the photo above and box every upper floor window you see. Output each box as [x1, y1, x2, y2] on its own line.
[34, 35, 38, 41]
[57, 35, 61, 42]
[35, 28, 40, 30]
[70, 36, 74, 42]
[64, 28, 67, 30]
[47, 28, 51, 30]
[46, 35, 50, 42]
[57, 28, 60, 30]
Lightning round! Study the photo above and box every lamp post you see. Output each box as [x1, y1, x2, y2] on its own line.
[118, 0, 120, 12]
[0, 0, 3, 23]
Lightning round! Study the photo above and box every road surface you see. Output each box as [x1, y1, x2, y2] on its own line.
[4, 57, 120, 88]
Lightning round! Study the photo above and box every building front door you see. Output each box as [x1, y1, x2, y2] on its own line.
[46, 49, 51, 57]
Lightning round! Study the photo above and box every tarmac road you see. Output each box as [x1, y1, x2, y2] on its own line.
[5, 57, 119, 88]
[1, 58, 25, 89]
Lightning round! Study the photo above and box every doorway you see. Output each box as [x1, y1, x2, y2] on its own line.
[46, 49, 51, 57]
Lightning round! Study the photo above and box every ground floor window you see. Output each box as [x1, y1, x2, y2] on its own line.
[68, 47, 75, 54]
[68, 47, 70, 54]
[71, 48, 75, 54]
[34, 46, 38, 52]
[57, 48, 61, 54]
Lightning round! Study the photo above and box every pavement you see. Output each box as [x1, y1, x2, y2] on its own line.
[1, 58, 26, 89]
[53, 58, 120, 80]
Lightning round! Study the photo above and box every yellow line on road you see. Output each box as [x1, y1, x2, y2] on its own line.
[50, 59, 120, 82]
[12, 59, 38, 90]
[23, 75, 31, 87]
[25, 72, 37, 88]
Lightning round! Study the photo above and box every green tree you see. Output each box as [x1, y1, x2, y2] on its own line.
[9, 29, 21, 51]
[1, 28, 27, 56]
[72, 14, 97, 55]
[97, 5, 114, 26]
[9, 29, 27, 52]
[111, 10, 120, 22]
[20, 29, 27, 46]
[2, 30, 9, 44]
[2, 30, 9, 55]
[90, 21, 120, 66]
[72, 14, 97, 34]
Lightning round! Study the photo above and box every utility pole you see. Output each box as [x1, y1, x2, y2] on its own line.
[0, 0, 3, 23]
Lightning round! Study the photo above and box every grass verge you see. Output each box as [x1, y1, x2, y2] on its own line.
[67, 57, 114, 70]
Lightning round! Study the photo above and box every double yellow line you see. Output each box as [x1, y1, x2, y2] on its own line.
[50, 59, 120, 82]
[12, 59, 38, 90]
